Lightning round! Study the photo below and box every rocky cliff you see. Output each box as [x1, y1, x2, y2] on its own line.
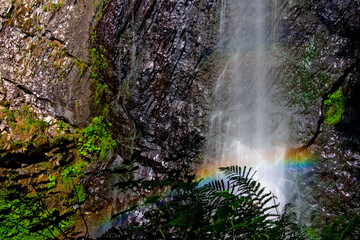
[0, 0, 360, 238]
[275, 0, 360, 228]
[0, 0, 222, 238]
[96, 0, 219, 166]
[1, 0, 95, 125]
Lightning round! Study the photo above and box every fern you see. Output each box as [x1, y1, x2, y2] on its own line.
[104, 166, 306, 239]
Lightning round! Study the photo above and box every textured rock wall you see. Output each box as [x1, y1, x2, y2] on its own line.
[1, 0, 360, 237]
[1, 0, 359, 178]
[0, 0, 96, 125]
[275, 0, 360, 225]
[96, 0, 220, 166]
[276, 0, 360, 154]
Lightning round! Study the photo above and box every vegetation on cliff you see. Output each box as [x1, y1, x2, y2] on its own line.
[0, 0, 359, 239]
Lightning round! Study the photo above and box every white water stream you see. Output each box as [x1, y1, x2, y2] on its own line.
[206, 0, 289, 207]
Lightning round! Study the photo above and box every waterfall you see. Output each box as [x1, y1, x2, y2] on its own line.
[203, 0, 290, 207]
[219, 0, 227, 46]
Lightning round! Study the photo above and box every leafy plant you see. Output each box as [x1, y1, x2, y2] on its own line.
[104, 166, 304, 239]
[0, 171, 75, 239]
[77, 116, 115, 160]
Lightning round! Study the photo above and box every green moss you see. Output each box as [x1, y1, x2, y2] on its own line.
[89, 45, 111, 116]
[95, 83, 109, 104]
[324, 87, 346, 125]
[94, 0, 109, 23]
[0, 105, 50, 148]
[55, 2, 62, 10]
[86, 20, 117, 159]
[43, 1, 63, 12]
[73, 59, 88, 77]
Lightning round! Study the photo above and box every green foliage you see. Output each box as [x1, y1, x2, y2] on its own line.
[78, 116, 115, 160]
[55, 2, 62, 10]
[74, 185, 86, 204]
[42, 1, 63, 12]
[96, 83, 109, 105]
[324, 87, 346, 124]
[113, 166, 304, 239]
[60, 160, 86, 187]
[46, 175, 56, 189]
[303, 214, 360, 240]
[0, 106, 93, 239]
[319, 214, 360, 239]
[56, 120, 68, 132]
[61, 163, 85, 179]
[2, 105, 49, 131]
[0, 160, 88, 239]
[90, 47, 107, 70]
[0, 171, 75, 239]
[58, 159, 88, 204]
[89, 45, 111, 116]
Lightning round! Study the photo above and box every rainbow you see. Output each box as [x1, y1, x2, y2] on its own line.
[195, 148, 316, 184]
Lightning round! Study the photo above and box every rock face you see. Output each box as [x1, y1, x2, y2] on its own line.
[0, 0, 358, 176]
[274, 0, 360, 226]
[316, 0, 360, 40]
[96, 0, 219, 166]
[0, 0, 95, 125]
[273, 0, 359, 149]
[314, 0, 360, 148]
[1, 0, 360, 237]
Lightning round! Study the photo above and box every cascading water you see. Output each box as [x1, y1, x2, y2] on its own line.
[201, 0, 290, 207]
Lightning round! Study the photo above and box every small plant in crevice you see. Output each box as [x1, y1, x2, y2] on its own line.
[73, 58, 88, 77]
[77, 116, 116, 160]
[94, 0, 110, 23]
[323, 87, 346, 125]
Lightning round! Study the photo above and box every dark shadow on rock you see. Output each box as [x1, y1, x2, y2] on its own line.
[315, 0, 360, 41]
[337, 67, 360, 152]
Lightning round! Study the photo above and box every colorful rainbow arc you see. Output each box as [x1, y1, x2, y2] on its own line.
[195, 148, 316, 183]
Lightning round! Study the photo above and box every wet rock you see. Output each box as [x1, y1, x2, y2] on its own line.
[275, 0, 359, 148]
[0, 1, 96, 125]
[97, 0, 219, 164]
[337, 70, 360, 150]
[277, 0, 360, 228]
[0, 0, 12, 18]
[316, 0, 360, 40]
[0, 121, 6, 132]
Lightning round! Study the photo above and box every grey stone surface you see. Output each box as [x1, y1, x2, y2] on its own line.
[0, 1, 95, 125]
[97, 0, 219, 164]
